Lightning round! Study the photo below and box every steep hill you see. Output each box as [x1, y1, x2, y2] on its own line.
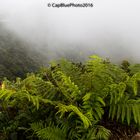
[0, 24, 45, 80]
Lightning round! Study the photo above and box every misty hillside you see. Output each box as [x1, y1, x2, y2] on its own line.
[0, 24, 45, 80]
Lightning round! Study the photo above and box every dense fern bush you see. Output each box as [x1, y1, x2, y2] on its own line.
[0, 55, 140, 140]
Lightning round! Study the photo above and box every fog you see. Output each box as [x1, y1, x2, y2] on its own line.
[0, 0, 140, 62]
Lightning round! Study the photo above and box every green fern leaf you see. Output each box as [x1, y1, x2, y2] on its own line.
[126, 105, 131, 125]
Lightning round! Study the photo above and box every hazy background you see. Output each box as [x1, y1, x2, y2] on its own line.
[0, 0, 140, 62]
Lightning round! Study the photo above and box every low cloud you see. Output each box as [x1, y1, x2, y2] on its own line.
[0, 0, 140, 62]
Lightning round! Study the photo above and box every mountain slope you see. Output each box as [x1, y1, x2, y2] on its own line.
[0, 24, 45, 80]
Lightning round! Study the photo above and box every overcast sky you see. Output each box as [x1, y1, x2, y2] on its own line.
[0, 0, 140, 62]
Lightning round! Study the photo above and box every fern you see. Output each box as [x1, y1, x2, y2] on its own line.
[109, 82, 140, 125]
[0, 84, 54, 110]
[128, 72, 140, 96]
[30, 122, 67, 140]
[81, 125, 110, 140]
[52, 71, 81, 102]
[82, 92, 105, 122]
[1, 55, 140, 139]
[95, 125, 111, 140]
[56, 103, 91, 129]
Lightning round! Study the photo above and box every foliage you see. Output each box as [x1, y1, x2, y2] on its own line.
[0, 55, 140, 139]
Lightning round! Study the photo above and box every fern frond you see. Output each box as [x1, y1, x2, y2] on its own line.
[31, 122, 67, 140]
[56, 103, 91, 128]
[82, 92, 105, 122]
[109, 94, 140, 125]
[30, 121, 44, 133]
[95, 125, 111, 140]
[52, 71, 81, 102]
[0, 89, 15, 101]
[129, 72, 140, 96]
[84, 125, 111, 140]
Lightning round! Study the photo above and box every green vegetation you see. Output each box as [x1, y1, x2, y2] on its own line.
[0, 24, 45, 80]
[0, 55, 140, 140]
